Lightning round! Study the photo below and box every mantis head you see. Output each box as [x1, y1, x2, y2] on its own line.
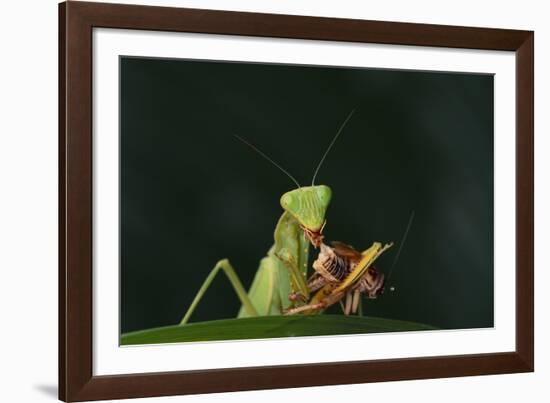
[280, 185, 331, 247]
[235, 109, 355, 247]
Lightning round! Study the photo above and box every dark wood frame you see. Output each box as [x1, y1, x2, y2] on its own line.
[59, 1, 534, 401]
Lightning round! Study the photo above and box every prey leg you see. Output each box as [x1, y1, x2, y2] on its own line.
[340, 290, 362, 315]
[351, 290, 363, 316]
[284, 302, 326, 315]
[344, 292, 353, 315]
[284, 290, 345, 315]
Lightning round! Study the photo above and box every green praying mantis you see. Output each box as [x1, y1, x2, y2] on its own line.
[180, 110, 398, 325]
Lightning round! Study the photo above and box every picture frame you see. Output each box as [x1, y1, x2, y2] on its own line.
[59, 1, 534, 401]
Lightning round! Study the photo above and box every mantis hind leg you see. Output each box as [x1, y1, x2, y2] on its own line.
[180, 259, 258, 325]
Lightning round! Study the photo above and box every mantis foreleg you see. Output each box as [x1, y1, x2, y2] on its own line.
[273, 212, 311, 309]
[180, 259, 258, 325]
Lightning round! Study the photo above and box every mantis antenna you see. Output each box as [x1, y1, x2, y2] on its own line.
[311, 108, 356, 185]
[234, 135, 301, 189]
[386, 210, 415, 285]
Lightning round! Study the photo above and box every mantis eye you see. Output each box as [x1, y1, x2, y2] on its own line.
[281, 194, 293, 208]
[315, 185, 332, 206]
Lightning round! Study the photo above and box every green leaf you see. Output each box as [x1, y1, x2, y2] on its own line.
[121, 315, 436, 345]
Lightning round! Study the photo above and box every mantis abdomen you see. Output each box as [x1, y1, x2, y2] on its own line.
[238, 211, 311, 317]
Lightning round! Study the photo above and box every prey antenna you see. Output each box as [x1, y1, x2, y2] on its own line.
[311, 109, 356, 185]
[386, 210, 415, 284]
[234, 135, 301, 188]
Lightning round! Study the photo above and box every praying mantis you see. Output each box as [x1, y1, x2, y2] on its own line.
[180, 110, 397, 325]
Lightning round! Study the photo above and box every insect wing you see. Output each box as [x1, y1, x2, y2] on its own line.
[334, 242, 393, 293]
[330, 241, 363, 262]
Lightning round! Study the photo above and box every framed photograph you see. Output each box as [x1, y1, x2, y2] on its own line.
[59, 1, 533, 401]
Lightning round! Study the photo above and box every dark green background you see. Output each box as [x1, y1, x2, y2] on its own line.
[120, 57, 494, 334]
